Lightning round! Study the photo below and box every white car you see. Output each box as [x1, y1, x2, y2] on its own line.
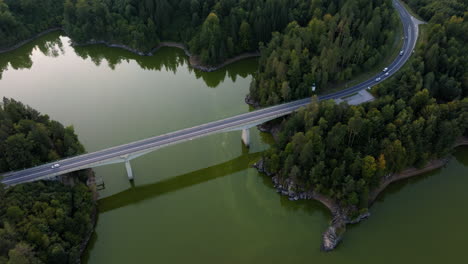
[383, 67, 388, 72]
[384, 72, 389, 76]
[399, 50, 404, 56]
[375, 77, 381, 82]
[51, 163, 60, 169]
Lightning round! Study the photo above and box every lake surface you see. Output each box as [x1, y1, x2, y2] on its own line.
[1, 32, 467, 263]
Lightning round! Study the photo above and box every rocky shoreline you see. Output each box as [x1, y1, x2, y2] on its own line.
[253, 124, 468, 251]
[246, 95, 285, 142]
[245, 94, 261, 109]
[253, 159, 369, 251]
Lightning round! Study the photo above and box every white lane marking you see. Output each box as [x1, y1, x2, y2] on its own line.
[5, 3, 419, 184]
[5, 103, 305, 184]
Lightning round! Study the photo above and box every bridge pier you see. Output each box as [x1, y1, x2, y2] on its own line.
[242, 128, 250, 147]
[125, 160, 134, 181]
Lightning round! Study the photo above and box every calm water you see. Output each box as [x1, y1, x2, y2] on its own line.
[1, 32, 467, 264]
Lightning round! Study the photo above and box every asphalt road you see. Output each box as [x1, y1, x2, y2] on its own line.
[1, 0, 420, 186]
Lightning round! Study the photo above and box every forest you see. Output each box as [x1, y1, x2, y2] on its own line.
[0, 98, 85, 173]
[248, 0, 398, 105]
[263, 95, 467, 211]
[1, 0, 466, 256]
[261, 0, 468, 214]
[62, 0, 324, 65]
[0, 179, 94, 264]
[0, 99, 94, 263]
[0, 0, 63, 50]
[1, 0, 399, 68]
[377, 0, 468, 101]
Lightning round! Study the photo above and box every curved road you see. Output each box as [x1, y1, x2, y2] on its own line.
[1, 0, 422, 186]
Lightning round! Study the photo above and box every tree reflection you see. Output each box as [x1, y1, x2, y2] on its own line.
[0, 32, 258, 87]
[73, 45, 258, 88]
[454, 147, 468, 167]
[0, 31, 64, 79]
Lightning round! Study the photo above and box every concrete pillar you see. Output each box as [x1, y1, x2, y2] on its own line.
[242, 128, 250, 147]
[125, 160, 134, 181]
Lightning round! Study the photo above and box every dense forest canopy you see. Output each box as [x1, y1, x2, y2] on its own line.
[262, 0, 468, 214]
[404, 0, 467, 22]
[263, 96, 467, 210]
[0, 180, 94, 264]
[0, 0, 63, 49]
[62, 0, 326, 64]
[0, 0, 400, 67]
[248, 0, 399, 106]
[0, 99, 93, 264]
[380, 0, 468, 101]
[0, 0, 466, 257]
[0, 98, 84, 173]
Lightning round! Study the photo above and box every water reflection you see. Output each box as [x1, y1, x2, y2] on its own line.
[373, 147, 468, 205]
[0, 32, 258, 88]
[454, 147, 468, 166]
[0, 31, 64, 79]
[73, 44, 257, 88]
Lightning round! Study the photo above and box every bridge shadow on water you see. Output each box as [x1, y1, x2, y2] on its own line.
[98, 151, 264, 213]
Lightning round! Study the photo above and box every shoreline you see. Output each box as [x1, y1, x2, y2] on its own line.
[369, 159, 448, 204]
[370, 136, 468, 204]
[72, 40, 260, 72]
[0, 27, 63, 54]
[254, 133, 468, 251]
[79, 169, 99, 264]
[55, 168, 98, 263]
[0, 28, 260, 72]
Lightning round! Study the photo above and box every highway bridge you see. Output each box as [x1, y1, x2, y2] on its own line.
[0, 0, 422, 186]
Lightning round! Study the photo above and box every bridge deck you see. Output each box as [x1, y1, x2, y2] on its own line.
[1, 0, 420, 186]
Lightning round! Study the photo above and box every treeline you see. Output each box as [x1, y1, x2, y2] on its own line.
[0, 98, 84, 173]
[4, 0, 309, 64]
[0, 0, 63, 49]
[1, 0, 400, 69]
[0, 98, 93, 263]
[73, 44, 256, 87]
[261, 0, 468, 213]
[0, 180, 94, 264]
[263, 95, 467, 210]
[249, 0, 399, 106]
[62, 0, 382, 65]
[0, 32, 64, 80]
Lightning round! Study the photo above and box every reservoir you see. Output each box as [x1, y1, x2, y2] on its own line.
[1, 32, 467, 263]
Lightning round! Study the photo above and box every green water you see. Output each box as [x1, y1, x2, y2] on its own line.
[1, 32, 467, 264]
